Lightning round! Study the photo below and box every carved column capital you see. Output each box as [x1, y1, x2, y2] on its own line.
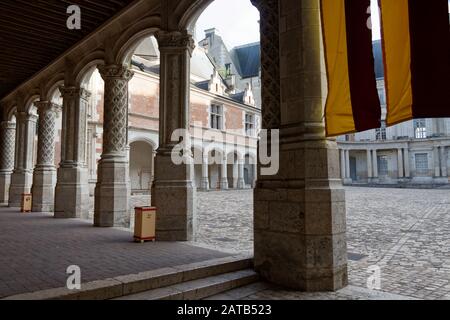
[155, 30, 195, 55]
[98, 64, 134, 82]
[35, 101, 61, 114]
[59, 86, 91, 100]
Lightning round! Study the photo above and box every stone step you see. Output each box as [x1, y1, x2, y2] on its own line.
[3, 255, 253, 300]
[114, 269, 259, 300]
[204, 282, 272, 300]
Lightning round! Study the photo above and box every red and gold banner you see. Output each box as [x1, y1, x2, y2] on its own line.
[379, 0, 450, 126]
[321, 0, 381, 137]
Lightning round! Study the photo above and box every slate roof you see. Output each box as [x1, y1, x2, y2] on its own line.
[230, 42, 261, 79]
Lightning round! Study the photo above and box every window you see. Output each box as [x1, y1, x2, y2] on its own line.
[415, 153, 429, 173]
[376, 121, 387, 141]
[245, 113, 255, 136]
[414, 119, 427, 139]
[377, 155, 388, 176]
[210, 104, 223, 130]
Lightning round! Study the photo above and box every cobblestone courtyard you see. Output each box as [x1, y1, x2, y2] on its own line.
[195, 187, 450, 300]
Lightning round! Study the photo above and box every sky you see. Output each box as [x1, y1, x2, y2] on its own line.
[195, 0, 450, 47]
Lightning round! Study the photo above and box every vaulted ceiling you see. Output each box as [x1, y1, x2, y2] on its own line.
[0, 0, 136, 99]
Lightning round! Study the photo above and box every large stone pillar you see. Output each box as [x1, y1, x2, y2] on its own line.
[372, 149, 378, 178]
[440, 146, 447, 178]
[0, 121, 16, 205]
[345, 150, 351, 180]
[219, 155, 228, 190]
[433, 146, 441, 178]
[200, 155, 209, 190]
[252, 0, 347, 291]
[151, 30, 196, 241]
[54, 87, 90, 218]
[397, 148, 404, 179]
[94, 65, 133, 227]
[31, 102, 60, 212]
[404, 147, 410, 178]
[366, 149, 373, 180]
[9, 112, 37, 207]
[237, 156, 245, 189]
[340, 149, 346, 179]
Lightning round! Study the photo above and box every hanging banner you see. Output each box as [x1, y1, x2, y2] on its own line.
[321, 0, 381, 137]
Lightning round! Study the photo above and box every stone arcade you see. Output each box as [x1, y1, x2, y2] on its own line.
[0, 0, 347, 291]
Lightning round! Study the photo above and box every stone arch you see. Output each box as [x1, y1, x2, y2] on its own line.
[71, 49, 106, 88]
[5, 105, 17, 122]
[41, 72, 65, 102]
[112, 15, 161, 65]
[24, 93, 40, 115]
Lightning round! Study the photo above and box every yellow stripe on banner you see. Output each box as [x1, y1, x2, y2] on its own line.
[379, 0, 413, 126]
[321, 0, 355, 137]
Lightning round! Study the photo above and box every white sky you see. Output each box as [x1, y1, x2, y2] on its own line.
[195, 0, 450, 47]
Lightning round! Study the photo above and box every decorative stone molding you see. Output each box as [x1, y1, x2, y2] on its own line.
[35, 101, 61, 167]
[59, 86, 91, 100]
[155, 30, 195, 55]
[98, 65, 134, 156]
[0, 121, 16, 171]
[250, 0, 281, 129]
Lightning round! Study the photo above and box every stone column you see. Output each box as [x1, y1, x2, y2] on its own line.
[31, 102, 61, 212]
[54, 86, 90, 218]
[252, 0, 347, 291]
[340, 149, 346, 179]
[0, 121, 16, 205]
[366, 149, 373, 180]
[345, 150, 351, 179]
[397, 148, 404, 179]
[372, 149, 378, 178]
[149, 150, 156, 190]
[404, 147, 410, 178]
[9, 112, 37, 207]
[237, 156, 245, 189]
[440, 146, 447, 178]
[252, 161, 258, 188]
[219, 155, 228, 190]
[200, 155, 209, 190]
[94, 65, 133, 227]
[433, 146, 441, 177]
[152, 30, 196, 241]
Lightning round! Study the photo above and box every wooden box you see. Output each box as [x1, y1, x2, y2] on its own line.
[134, 206, 156, 242]
[21, 193, 32, 213]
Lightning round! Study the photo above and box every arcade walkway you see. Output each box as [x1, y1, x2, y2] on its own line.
[0, 208, 231, 298]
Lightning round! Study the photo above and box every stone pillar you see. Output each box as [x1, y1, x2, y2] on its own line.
[440, 146, 447, 178]
[366, 149, 373, 180]
[252, 0, 347, 291]
[372, 149, 378, 178]
[9, 112, 37, 207]
[397, 148, 404, 179]
[149, 150, 156, 190]
[433, 146, 441, 177]
[340, 149, 346, 179]
[252, 161, 258, 188]
[0, 121, 16, 205]
[31, 102, 60, 212]
[94, 65, 133, 227]
[404, 147, 410, 178]
[200, 155, 209, 190]
[54, 86, 90, 218]
[345, 150, 351, 179]
[237, 156, 245, 189]
[152, 30, 196, 241]
[219, 155, 228, 190]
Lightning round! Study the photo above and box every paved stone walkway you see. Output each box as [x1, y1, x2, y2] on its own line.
[195, 187, 450, 300]
[0, 208, 230, 298]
